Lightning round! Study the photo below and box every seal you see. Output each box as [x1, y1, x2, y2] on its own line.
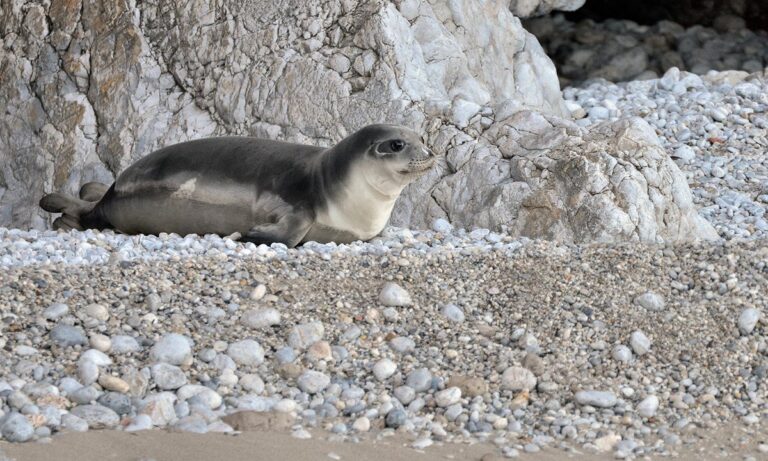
[39, 124, 436, 247]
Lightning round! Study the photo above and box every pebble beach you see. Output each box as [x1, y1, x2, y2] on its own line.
[2, 16, 768, 461]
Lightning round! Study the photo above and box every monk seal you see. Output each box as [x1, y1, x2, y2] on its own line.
[39, 124, 436, 247]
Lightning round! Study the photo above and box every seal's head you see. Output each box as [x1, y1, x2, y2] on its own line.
[344, 124, 436, 198]
[364, 124, 436, 177]
[312, 124, 438, 242]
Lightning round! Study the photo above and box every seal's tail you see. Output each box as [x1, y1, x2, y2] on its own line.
[39, 191, 99, 231]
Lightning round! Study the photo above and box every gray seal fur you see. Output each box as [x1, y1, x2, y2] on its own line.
[39, 124, 436, 247]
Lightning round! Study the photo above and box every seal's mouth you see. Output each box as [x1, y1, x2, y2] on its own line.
[399, 156, 437, 175]
[396, 146, 437, 175]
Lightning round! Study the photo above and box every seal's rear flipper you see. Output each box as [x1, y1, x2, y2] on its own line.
[39, 193, 73, 213]
[52, 215, 84, 231]
[79, 182, 110, 202]
[40, 192, 96, 231]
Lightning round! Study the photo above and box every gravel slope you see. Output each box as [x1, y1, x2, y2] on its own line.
[0, 234, 766, 458]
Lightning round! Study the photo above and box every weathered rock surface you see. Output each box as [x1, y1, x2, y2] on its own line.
[0, 0, 714, 243]
[395, 112, 718, 243]
[0, 0, 564, 229]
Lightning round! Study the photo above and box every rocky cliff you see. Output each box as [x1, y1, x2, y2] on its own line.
[0, 0, 716, 243]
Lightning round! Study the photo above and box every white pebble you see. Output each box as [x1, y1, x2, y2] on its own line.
[738, 308, 761, 335]
[629, 331, 651, 356]
[89, 334, 112, 352]
[441, 304, 465, 323]
[150, 333, 192, 366]
[378, 282, 412, 307]
[226, 339, 265, 366]
[83, 303, 110, 321]
[241, 308, 281, 329]
[637, 395, 660, 418]
[501, 366, 537, 391]
[352, 416, 370, 432]
[431, 218, 453, 234]
[612, 345, 633, 363]
[297, 370, 330, 394]
[240, 374, 265, 394]
[43, 303, 69, 320]
[434, 387, 462, 407]
[634, 291, 665, 311]
[373, 358, 397, 381]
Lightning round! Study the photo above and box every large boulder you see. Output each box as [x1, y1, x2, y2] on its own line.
[392, 112, 718, 243]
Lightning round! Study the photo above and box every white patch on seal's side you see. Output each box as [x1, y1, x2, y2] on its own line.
[171, 178, 197, 199]
[311, 160, 408, 242]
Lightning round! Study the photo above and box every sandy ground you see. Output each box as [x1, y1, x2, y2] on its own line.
[3, 423, 767, 461]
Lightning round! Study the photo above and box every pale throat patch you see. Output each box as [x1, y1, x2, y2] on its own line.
[314, 160, 408, 241]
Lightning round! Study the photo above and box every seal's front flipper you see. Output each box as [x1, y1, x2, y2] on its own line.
[79, 182, 110, 202]
[242, 211, 313, 248]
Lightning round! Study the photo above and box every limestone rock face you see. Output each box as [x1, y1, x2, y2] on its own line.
[0, 0, 716, 243]
[0, 0, 565, 230]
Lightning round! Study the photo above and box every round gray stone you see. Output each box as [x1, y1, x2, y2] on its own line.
[389, 336, 416, 354]
[297, 370, 330, 394]
[373, 358, 397, 381]
[151, 363, 188, 390]
[226, 339, 265, 367]
[97, 392, 133, 416]
[394, 385, 416, 405]
[629, 331, 652, 356]
[288, 322, 324, 350]
[406, 368, 433, 392]
[434, 387, 462, 407]
[50, 324, 88, 347]
[240, 308, 281, 329]
[501, 366, 537, 391]
[110, 335, 141, 354]
[70, 404, 120, 429]
[634, 291, 665, 311]
[738, 308, 761, 335]
[441, 304, 465, 323]
[43, 303, 69, 320]
[431, 218, 453, 234]
[575, 390, 617, 408]
[637, 395, 659, 418]
[378, 282, 412, 307]
[70, 386, 101, 405]
[612, 345, 633, 363]
[275, 347, 297, 364]
[1, 413, 34, 442]
[60, 413, 89, 432]
[385, 408, 407, 428]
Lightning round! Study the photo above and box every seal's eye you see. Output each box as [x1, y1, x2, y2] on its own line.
[377, 139, 408, 155]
